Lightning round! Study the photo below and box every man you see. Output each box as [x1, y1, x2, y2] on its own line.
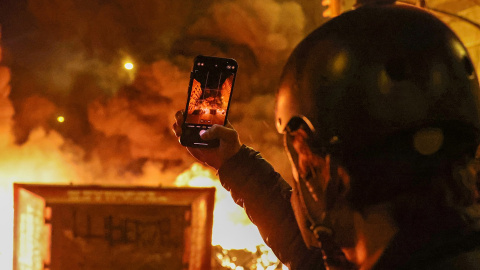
[173, 2, 480, 269]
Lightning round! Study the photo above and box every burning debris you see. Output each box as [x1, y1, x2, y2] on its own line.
[13, 184, 216, 270]
[176, 164, 286, 269]
[212, 245, 285, 270]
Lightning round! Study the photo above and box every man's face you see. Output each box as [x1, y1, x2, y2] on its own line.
[284, 119, 356, 249]
[277, 66, 358, 250]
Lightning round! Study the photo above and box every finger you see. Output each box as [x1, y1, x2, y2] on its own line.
[175, 110, 184, 126]
[172, 122, 182, 137]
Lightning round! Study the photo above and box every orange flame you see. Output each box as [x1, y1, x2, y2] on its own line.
[175, 163, 265, 251]
[0, 129, 80, 269]
[175, 163, 286, 269]
[0, 138, 284, 269]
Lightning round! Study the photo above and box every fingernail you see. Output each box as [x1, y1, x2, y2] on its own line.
[175, 111, 183, 119]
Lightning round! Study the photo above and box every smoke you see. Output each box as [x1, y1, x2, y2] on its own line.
[1, 0, 313, 183]
[0, 66, 13, 144]
[187, 0, 305, 64]
[87, 59, 193, 179]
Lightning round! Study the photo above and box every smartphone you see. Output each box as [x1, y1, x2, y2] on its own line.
[180, 55, 238, 148]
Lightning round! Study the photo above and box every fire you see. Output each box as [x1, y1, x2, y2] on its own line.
[0, 135, 285, 269]
[175, 163, 286, 269]
[175, 163, 264, 251]
[0, 129, 80, 269]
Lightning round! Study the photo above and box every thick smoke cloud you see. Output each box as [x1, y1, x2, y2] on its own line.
[187, 0, 305, 63]
[2, 0, 314, 184]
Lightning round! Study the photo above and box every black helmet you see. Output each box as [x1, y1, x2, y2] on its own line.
[276, 4, 480, 253]
[276, 4, 479, 147]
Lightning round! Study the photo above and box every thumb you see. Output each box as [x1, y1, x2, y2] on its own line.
[201, 124, 237, 142]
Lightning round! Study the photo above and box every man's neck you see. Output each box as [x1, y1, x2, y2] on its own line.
[342, 204, 398, 270]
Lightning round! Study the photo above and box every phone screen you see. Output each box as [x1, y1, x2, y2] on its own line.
[181, 55, 238, 147]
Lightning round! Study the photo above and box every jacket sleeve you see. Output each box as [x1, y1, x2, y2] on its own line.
[217, 144, 326, 269]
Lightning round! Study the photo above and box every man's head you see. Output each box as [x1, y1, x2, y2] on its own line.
[275, 3, 480, 249]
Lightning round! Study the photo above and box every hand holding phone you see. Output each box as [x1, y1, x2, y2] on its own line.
[173, 110, 242, 170]
[180, 55, 238, 148]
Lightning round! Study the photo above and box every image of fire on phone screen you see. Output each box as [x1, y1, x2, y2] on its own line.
[180, 55, 238, 148]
